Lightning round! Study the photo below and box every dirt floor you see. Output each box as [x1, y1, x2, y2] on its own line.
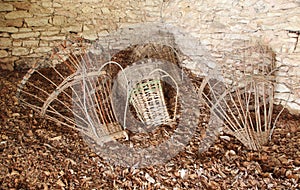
[0, 69, 299, 190]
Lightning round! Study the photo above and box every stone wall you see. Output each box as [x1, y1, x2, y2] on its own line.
[162, 0, 300, 113]
[0, 0, 300, 114]
[0, 0, 163, 70]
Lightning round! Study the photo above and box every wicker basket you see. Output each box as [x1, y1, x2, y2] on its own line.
[129, 78, 171, 127]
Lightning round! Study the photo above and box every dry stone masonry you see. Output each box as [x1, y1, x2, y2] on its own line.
[0, 0, 299, 114]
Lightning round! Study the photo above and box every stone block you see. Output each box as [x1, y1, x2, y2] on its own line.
[12, 2, 31, 10]
[0, 18, 6, 27]
[33, 26, 60, 32]
[0, 3, 13, 12]
[42, 2, 53, 8]
[61, 24, 82, 33]
[40, 36, 66, 41]
[23, 40, 39, 47]
[29, 5, 53, 17]
[34, 47, 52, 53]
[283, 22, 300, 31]
[273, 2, 299, 10]
[41, 30, 60, 36]
[19, 28, 32, 32]
[0, 50, 8, 58]
[0, 38, 12, 47]
[5, 11, 33, 19]
[83, 25, 95, 31]
[53, 2, 62, 8]
[6, 19, 23, 27]
[11, 32, 40, 39]
[81, 31, 98, 41]
[12, 47, 29, 56]
[82, 6, 94, 14]
[275, 84, 291, 93]
[25, 17, 49, 27]
[55, 10, 77, 18]
[0, 27, 18, 33]
[13, 40, 22, 47]
[39, 40, 49, 47]
[101, 8, 110, 14]
[0, 32, 10, 38]
[97, 30, 109, 37]
[52, 16, 66, 26]
[287, 102, 300, 115]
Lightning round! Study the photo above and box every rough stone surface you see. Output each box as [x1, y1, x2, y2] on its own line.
[5, 11, 33, 19]
[0, 38, 12, 47]
[52, 16, 66, 26]
[61, 24, 83, 33]
[40, 35, 66, 41]
[0, 27, 18, 33]
[11, 32, 40, 39]
[287, 102, 300, 115]
[12, 47, 29, 56]
[5, 19, 23, 27]
[0, 3, 13, 12]
[0, 50, 8, 58]
[12, 2, 31, 10]
[33, 47, 52, 53]
[25, 17, 50, 27]
[23, 40, 39, 47]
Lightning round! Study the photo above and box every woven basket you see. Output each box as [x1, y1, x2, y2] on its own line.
[129, 78, 171, 127]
